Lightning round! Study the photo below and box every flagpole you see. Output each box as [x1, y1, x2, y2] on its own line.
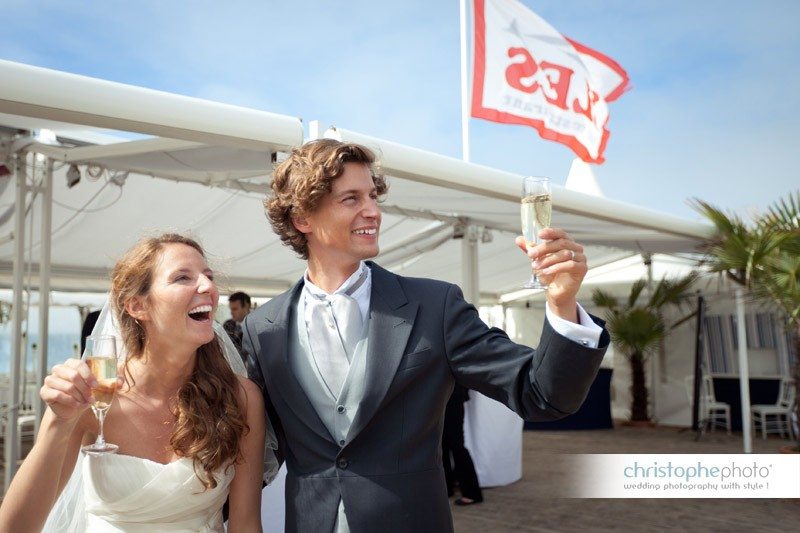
[459, 0, 471, 162]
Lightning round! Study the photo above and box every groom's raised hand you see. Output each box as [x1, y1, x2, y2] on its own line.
[515, 227, 588, 323]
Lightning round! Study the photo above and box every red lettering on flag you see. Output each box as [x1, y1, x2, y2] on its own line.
[470, 0, 629, 163]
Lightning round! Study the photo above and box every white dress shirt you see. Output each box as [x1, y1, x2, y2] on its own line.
[303, 262, 372, 328]
[545, 302, 603, 348]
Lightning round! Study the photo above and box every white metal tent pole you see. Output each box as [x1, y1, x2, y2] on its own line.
[5, 153, 27, 490]
[643, 253, 658, 422]
[736, 287, 752, 453]
[35, 157, 53, 435]
[462, 224, 480, 304]
[459, 0, 471, 162]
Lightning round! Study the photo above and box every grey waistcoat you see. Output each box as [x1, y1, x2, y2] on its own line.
[289, 295, 370, 532]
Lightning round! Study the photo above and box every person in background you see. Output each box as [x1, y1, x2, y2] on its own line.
[224, 291, 252, 360]
[79, 310, 101, 354]
[442, 383, 483, 505]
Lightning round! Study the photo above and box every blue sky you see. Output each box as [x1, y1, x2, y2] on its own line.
[2, 0, 799, 220]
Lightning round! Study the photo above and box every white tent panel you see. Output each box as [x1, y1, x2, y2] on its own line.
[0, 122, 715, 299]
[0, 60, 303, 151]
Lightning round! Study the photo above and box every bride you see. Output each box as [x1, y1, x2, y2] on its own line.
[0, 234, 266, 532]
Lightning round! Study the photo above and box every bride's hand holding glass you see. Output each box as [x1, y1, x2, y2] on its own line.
[41, 358, 98, 423]
[41, 355, 124, 426]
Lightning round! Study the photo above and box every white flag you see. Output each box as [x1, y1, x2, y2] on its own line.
[471, 0, 630, 163]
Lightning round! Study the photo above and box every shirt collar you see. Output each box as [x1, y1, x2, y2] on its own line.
[304, 261, 368, 299]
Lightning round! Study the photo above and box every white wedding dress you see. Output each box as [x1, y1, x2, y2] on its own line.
[42, 312, 278, 532]
[82, 453, 233, 532]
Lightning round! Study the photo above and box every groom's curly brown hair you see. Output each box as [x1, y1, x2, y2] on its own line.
[265, 138, 388, 259]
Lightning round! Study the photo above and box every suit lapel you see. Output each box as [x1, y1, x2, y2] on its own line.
[262, 279, 334, 444]
[347, 263, 418, 441]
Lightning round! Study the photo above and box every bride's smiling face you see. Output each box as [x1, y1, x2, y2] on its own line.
[139, 243, 219, 350]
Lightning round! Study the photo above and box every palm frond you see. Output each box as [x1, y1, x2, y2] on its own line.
[690, 198, 745, 235]
[591, 289, 618, 311]
[760, 190, 800, 232]
[607, 307, 665, 357]
[693, 197, 789, 288]
[695, 191, 800, 339]
[669, 310, 698, 331]
[649, 273, 698, 308]
[627, 279, 648, 308]
[756, 251, 800, 318]
[777, 233, 800, 256]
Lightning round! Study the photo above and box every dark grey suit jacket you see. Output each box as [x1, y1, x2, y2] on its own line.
[243, 262, 608, 533]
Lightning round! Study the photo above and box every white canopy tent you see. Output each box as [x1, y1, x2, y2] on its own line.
[0, 59, 719, 488]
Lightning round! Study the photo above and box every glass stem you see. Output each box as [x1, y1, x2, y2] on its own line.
[529, 243, 540, 285]
[94, 407, 107, 447]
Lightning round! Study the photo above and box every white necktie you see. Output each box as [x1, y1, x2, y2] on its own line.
[306, 269, 367, 396]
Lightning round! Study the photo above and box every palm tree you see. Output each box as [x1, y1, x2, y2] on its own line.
[592, 274, 697, 422]
[693, 192, 800, 446]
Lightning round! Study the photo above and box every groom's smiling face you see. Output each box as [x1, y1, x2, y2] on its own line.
[293, 162, 381, 270]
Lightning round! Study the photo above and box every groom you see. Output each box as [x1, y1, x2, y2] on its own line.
[243, 139, 609, 532]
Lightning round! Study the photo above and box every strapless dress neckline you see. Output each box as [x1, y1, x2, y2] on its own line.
[82, 451, 233, 532]
[108, 452, 189, 467]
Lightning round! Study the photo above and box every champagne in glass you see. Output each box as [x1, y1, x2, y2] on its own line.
[86, 356, 117, 409]
[521, 176, 552, 289]
[82, 335, 120, 455]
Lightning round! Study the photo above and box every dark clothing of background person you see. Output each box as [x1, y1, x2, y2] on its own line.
[223, 318, 246, 363]
[442, 384, 483, 503]
[80, 310, 101, 354]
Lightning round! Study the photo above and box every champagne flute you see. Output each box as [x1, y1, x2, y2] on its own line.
[521, 176, 552, 289]
[81, 335, 120, 455]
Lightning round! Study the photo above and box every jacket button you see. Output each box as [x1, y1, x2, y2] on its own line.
[337, 457, 348, 469]
[337, 405, 345, 413]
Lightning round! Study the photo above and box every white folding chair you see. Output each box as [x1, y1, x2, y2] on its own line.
[703, 375, 731, 433]
[752, 379, 796, 440]
[685, 375, 731, 434]
[0, 380, 37, 459]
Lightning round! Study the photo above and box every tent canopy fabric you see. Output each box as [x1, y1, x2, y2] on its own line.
[0, 59, 715, 302]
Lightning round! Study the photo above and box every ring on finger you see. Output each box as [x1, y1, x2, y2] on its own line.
[569, 250, 576, 261]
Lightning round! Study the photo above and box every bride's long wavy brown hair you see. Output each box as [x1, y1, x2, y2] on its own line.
[110, 233, 248, 489]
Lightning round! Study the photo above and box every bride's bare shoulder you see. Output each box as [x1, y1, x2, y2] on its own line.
[235, 374, 262, 400]
[235, 375, 264, 419]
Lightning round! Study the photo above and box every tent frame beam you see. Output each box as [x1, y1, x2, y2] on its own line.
[0, 260, 293, 295]
[5, 153, 26, 489]
[462, 224, 480, 305]
[35, 157, 53, 434]
[325, 126, 714, 242]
